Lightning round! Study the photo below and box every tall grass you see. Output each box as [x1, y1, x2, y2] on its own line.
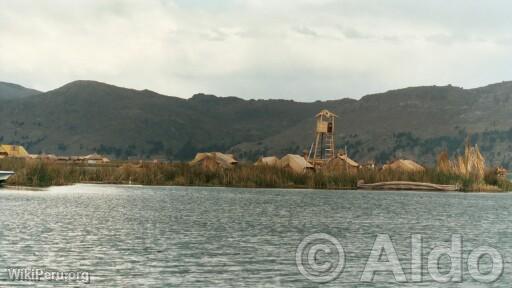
[1, 158, 510, 192]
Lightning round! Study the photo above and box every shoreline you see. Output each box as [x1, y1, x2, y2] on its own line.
[1, 158, 511, 193]
[2, 182, 510, 193]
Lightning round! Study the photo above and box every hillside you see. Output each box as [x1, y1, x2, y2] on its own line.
[0, 82, 41, 100]
[1, 80, 512, 167]
[0, 81, 324, 160]
[233, 83, 512, 167]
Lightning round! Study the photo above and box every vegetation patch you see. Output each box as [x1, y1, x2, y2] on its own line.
[1, 158, 510, 192]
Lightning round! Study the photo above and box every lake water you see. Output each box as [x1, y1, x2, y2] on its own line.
[0, 185, 511, 287]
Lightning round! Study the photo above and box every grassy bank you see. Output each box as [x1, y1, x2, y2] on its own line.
[1, 158, 511, 192]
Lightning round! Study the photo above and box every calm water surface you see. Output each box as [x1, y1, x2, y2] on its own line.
[0, 184, 511, 287]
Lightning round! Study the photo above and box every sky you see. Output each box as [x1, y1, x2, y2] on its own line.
[1, 0, 512, 101]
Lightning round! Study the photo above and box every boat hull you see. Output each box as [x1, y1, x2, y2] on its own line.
[0, 171, 15, 184]
[357, 180, 460, 192]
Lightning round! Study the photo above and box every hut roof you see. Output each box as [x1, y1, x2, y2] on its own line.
[190, 152, 238, 169]
[383, 159, 425, 172]
[278, 154, 314, 174]
[322, 154, 360, 171]
[40, 154, 58, 160]
[255, 156, 279, 166]
[337, 154, 359, 167]
[315, 109, 338, 118]
[0, 144, 29, 158]
[84, 153, 104, 160]
[322, 154, 360, 172]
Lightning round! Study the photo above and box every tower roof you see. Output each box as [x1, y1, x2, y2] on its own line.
[315, 109, 338, 118]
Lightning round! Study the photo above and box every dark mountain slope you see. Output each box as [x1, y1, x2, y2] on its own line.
[232, 84, 512, 166]
[0, 81, 322, 159]
[0, 81, 41, 100]
[1, 80, 512, 167]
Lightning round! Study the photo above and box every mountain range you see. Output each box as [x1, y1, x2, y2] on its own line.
[1, 80, 512, 168]
[0, 81, 40, 100]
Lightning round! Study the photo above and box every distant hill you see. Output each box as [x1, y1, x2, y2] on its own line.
[1, 80, 512, 168]
[0, 81, 41, 100]
[233, 83, 512, 168]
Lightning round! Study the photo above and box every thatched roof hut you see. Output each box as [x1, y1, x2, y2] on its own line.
[190, 152, 238, 170]
[29, 153, 58, 161]
[497, 167, 508, 178]
[362, 160, 376, 170]
[278, 154, 314, 174]
[323, 154, 360, 173]
[82, 153, 110, 164]
[383, 159, 425, 172]
[255, 156, 279, 166]
[0, 144, 29, 158]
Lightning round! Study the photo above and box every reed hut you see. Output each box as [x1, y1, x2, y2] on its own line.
[255, 156, 279, 166]
[278, 154, 314, 174]
[83, 153, 110, 164]
[496, 167, 508, 178]
[362, 160, 376, 170]
[323, 153, 360, 173]
[38, 154, 58, 161]
[383, 159, 425, 172]
[0, 144, 29, 158]
[190, 152, 238, 170]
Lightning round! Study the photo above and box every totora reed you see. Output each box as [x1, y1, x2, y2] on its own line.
[1, 158, 511, 192]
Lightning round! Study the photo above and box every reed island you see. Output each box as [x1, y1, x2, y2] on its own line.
[0, 110, 511, 192]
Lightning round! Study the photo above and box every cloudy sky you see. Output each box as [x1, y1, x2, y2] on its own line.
[1, 0, 512, 101]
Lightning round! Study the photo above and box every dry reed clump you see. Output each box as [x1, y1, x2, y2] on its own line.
[436, 151, 451, 173]
[456, 143, 486, 180]
[436, 142, 486, 181]
[435, 141, 512, 191]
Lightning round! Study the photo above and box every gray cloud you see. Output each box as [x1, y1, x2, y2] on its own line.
[1, 0, 512, 101]
[294, 26, 320, 37]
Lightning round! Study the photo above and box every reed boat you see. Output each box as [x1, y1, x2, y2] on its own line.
[0, 171, 15, 185]
[357, 180, 460, 192]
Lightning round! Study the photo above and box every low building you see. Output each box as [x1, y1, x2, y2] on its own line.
[496, 167, 508, 178]
[83, 153, 110, 164]
[383, 159, 425, 172]
[323, 153, 360, 174]
[38, 154, 58, 161]
[255, 156, 279, 166]
[278, 154, 314, 174]
[0, 144, 29, 158]
[57, 156, 71, 162]
[362, 160, 376, 170]
[190, 152, 238, 170]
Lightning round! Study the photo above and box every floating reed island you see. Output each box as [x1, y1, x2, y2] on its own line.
[0, 110, 511, 192]
[0, 147, 510, 192]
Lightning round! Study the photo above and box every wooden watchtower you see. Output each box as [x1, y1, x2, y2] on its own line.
[307, 109, 338, 167]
